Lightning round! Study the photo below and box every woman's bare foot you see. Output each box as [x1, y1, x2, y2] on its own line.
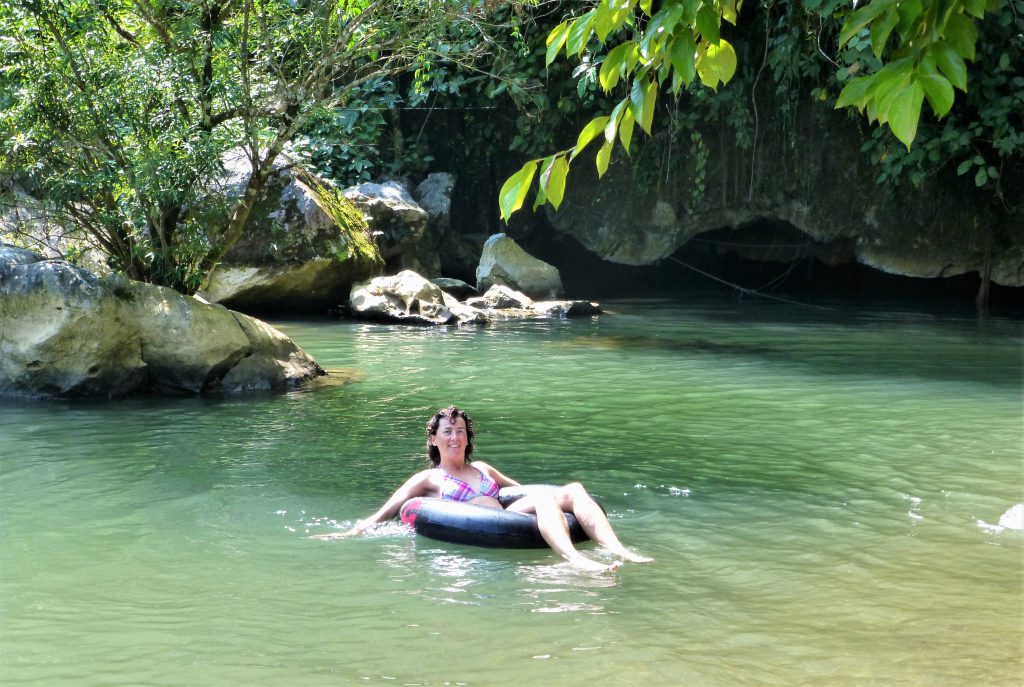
[566, 554, 622, 572]
[607, 547, 654, 563]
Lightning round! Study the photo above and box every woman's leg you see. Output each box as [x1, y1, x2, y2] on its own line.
[509, 491, 617, 572]
[549, 483, 653, 563]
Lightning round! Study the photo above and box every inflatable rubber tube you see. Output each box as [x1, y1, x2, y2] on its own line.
[399, 485, 591, 548]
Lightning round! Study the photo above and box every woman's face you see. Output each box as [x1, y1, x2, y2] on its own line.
[430, 415, 468, 465]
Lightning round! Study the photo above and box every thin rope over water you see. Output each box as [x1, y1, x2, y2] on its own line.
[665, 255, 834, 311]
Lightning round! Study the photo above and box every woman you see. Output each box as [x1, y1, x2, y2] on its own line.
[323, 405, 652, 572]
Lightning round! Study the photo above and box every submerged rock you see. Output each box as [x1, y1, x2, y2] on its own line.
[0, 244, 325, 399]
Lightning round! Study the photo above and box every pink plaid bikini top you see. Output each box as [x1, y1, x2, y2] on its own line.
[439, 468, 500, 502]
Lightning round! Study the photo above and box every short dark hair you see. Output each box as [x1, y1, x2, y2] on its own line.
[425, 405, 474, 466]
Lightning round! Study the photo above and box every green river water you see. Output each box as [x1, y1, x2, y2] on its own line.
[1, 298, 1021, 686]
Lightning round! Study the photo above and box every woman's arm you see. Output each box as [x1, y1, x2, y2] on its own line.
[325, 469, 435, 538]
[472, 460, 520, 488]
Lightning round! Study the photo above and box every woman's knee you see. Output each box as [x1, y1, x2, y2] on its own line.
[558, 481, 589, 504]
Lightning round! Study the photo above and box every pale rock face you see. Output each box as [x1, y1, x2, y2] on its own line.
[475, 233, 564, 299]
[348, 270, 488, 326]
[0, 244, 324, 398]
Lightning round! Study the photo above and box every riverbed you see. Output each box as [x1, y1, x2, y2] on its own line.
[1, 298, 1021, 686]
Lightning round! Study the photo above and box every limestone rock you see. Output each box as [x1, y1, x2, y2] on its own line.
[344, 181, 428, 263]
[476, 233, 564, 298]
[541, 102, 1023, 287]
[200, 149, 380, 313]
[414, 173, 456, 230]
[466, 284, 534, 310]
[349, 270, 488, 325]
[0, 247, 146, 397]
[431, 277, 477, 299]
[0, 244, 324, 398]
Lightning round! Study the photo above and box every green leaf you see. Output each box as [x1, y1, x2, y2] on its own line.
[594, 2, 616, 43]
[835, 76, 875, 110]
[870, 5, 900, 59]
[722, 0, 739, 24]
[619, 107, 635, 153]
[886, 81, 924, 149]
[696, 6, 721, 45]
[629, 78, 646, 127]
[963, 0, 986, 17]
[600, 42, 631, 92]
[545, 156, 570, 210]
[640, 0, 653, 16]
[696, 39, 737, 91]
[596, 139, 613, 177]
[839, 0, 897, 47]
[499, 160, 538, 221]
[931, 41, 968, 91]
[545, 21, 570, 67]
[641, 3, 683, 57]
[605, 98, 628, 143]
[669, 31, 697, 86]
[567, 13, 596, 57]
[918, 72, 954, 117]
[571, 115, 611, 161]
[641, 78, 657, 133]
[974, 166, 988, 186]
[943, 12, 978, 60]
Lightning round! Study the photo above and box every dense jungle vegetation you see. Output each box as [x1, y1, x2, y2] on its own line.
[1, 0, 1020, 293]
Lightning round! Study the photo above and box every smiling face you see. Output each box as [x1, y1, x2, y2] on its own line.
[430, 416, 468, 466]
[425, 406, 475, 466]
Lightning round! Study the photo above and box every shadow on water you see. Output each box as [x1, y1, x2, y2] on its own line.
[561, 298, 1023, 389]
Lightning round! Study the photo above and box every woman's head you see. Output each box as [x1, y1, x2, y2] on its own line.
[426, 405, 474, 466]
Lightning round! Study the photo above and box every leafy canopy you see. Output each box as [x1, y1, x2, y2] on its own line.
[499, 0, 1000, 221]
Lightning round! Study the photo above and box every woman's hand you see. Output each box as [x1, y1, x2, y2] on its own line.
[310, 519, 370, 540]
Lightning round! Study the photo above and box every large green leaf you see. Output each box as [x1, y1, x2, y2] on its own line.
[543, 155, 570, 210]
[571, 115, 611, 161]
[566, 13, 596, 57]
[695, 5, 720, 45]
[835, 75, 875, 110]
[943, 12, 978, 60]
[838, 0, 898, 47]
[918, 72, 954, 117]
[545, 21, 570, 67]
[498, 160, 538, 221]
[595, 139, 613, 177]
[870, 5, 900, 59]
[669, 31, 697, 87]
[886, 81, 924, 149]
[931, 41, 968, 91]
[696, 38, 737, 91]
[618, 107, 636, 153]
[600, 41, 632, 92]
[641, 78, 657, 133]
[605, 98, 629, 143]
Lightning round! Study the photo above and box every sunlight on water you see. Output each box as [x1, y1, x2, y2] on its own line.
[1, 299, 1021, 686]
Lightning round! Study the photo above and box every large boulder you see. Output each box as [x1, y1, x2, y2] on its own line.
[0, 244, 325, 398]
[343, 180, 428, 270]
[476, 233, 564, 299]
[349, 270, 488, 326]
[198, 149, 381, 313]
